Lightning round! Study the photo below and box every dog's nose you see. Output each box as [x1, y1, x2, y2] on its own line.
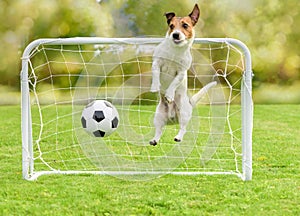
[172, 33, 180, 40]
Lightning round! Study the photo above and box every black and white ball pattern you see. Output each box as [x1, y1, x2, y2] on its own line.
[81, 100, 119, 137]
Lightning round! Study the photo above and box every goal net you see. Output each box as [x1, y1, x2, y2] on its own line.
[21, 37, 253, 181]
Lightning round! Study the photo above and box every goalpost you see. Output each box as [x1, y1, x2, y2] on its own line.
[21, 37, 253, 181]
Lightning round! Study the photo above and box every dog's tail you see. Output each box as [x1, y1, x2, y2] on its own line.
[190, 81, 217, 107]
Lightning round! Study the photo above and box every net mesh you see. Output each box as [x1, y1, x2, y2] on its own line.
[25, 38, 245, 180]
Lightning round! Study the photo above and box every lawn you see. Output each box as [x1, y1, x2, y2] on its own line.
[1, 105, 299, 215]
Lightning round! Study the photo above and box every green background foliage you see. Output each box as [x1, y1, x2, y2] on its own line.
[0, 0, 300, 103]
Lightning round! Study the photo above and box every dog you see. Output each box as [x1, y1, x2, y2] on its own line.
[149, 4, 216, 146]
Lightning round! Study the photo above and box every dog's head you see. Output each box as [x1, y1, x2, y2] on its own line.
[165, 4, 200, 47]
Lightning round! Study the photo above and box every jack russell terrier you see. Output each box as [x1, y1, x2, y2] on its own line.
[150, 4, 217, 146]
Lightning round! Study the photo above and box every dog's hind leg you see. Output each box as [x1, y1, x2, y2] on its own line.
[149, 100, 168, 146]
[174, 96, 193, 142]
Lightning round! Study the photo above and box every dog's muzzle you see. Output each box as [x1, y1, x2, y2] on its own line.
[173, 32, 180, 40]
[171, 32, 185, 45]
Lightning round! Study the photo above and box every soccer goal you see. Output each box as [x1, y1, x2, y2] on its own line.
[21, 37, 253, 181]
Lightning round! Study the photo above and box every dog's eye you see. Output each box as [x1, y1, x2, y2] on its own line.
[169, 24, 175, 29]
[182, 23, 189, 29]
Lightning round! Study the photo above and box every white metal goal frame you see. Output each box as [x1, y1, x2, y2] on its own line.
[21, 37, 253, 181]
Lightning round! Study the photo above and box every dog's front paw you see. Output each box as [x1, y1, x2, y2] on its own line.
[164, 96, 173, 103]
[165, 89, 175, 102]
[150, 84, 160, 93]
[164, 92, 174, 103]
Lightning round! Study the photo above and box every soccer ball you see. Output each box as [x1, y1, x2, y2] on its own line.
[81, 100, 119, 137]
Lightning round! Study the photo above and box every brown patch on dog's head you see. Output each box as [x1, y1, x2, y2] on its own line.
[165, 12, 176, 25]
[164, 4, 200, 26]
[164, 4, 200, 40]
[167, 17, 195, 39]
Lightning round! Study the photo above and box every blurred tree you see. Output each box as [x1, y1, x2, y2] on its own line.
[1, 0, 299, 88]
[123, 0, 191, 36]
[199, 0, 300, 85]
[0, 0, 114, 87]
[122, 0, 300, 86]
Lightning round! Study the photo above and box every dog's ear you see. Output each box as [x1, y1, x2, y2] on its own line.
[164, 12, 176, 25]
[189, 4, 200, 26]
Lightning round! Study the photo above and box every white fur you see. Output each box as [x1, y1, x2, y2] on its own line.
[149, 20, 216, 145]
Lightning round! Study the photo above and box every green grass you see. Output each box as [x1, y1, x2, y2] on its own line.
[27, 104, 242, 176]
[1, 105, 299, 215]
